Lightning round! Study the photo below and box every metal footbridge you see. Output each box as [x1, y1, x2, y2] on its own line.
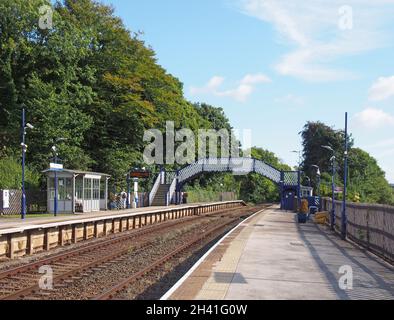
[149, 158, 304, 210]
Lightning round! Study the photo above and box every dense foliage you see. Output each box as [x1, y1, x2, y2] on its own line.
[301, 122, 394, 205]
[238, 148, 291, 203]
[0, 0, 211, 190]
[0, 0, 284, 204]
[0, 156, 40, 190]
[1, 1, 391, 206]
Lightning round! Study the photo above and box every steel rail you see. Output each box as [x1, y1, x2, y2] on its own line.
[93, 207, 265, 300]
[0, 205, 247, 300]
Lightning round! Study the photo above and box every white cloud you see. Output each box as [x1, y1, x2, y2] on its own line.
[241, 0, 394, 82]
[353, 108, 394, 129]
[368, 76, 394, 101]
[275, 94, 305, 106]
[363, 138, 394, 149]
[190, 73, 271, 102]
[240, 73, 271, 85]
[190, 76, 224, 95]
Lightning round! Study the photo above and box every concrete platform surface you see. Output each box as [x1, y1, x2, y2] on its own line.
[165, 206, 394, 300]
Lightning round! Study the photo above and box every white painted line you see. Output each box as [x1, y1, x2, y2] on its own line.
[160, 206, 271, 300]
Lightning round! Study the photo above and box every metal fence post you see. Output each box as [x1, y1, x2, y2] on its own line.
[331, 160, 336, 230]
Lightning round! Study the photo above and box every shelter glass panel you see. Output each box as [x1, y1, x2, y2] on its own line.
[75, 178, 83, 200]
[84, 178, 92, 200]
[48, 177, 72, 200]
[93, 179, 100, 200]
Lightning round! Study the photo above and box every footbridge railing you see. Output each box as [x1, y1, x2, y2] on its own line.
[149, 157, 302, 209]
[177, 157, 298, 187]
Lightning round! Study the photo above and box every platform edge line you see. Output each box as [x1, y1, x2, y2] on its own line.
[159, 206, 272, 300]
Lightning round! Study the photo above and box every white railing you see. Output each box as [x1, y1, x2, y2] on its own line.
[166, 177, 177, 206]
[178, 157, 284, 185]
[149, 172, 162, 206]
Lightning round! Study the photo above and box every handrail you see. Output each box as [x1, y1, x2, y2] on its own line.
[177, 157, 296, 186]
[166, 177, 177, 206]
[149, 172, 162, 206]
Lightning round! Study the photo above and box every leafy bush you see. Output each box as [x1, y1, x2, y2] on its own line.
[0, 156, 40, 190]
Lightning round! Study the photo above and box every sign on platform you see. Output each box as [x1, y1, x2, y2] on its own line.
[2, 190, 9, 209]
[50, 163, 63, 170]
[130, 171, 150, 179]
[85, 174, 101, 180]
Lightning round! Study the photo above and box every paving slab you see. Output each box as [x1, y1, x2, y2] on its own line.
[166, 206, 394, 300]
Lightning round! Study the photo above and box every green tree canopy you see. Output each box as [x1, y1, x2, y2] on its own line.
[0, 0, 262, 194]
[238, 147, 291, 204]
[300, 121, 393, 205]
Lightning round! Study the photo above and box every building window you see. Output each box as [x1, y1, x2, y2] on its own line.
[93, 179, 100, 200]
[76, 178, 83, 200]
[84, 178, 92, 200]
[49, 177, 72, 200]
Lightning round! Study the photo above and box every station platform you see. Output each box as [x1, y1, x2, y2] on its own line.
[0, 201, 243, 232]
[0, 205, 170, 231]
[163, 206, 394, 300]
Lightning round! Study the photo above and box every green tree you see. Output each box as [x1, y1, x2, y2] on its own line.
[194, 103, 232, 131]
[301, 121, 354, 182]
[0, 156, 40, 190]
[301, 122, 393, 205]
[0, 0, 96, 171]
[239, 147, 291, 204]
[0, 0, 292, 205]
[347, 148, 394, 205]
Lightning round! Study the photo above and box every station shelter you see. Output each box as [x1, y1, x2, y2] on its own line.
[43, 169, 110, 214]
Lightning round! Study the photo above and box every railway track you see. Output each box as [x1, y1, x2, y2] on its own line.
[93, 214, 251, 300]
[93, 205, 269, 300]
[0, 205, 268, 300]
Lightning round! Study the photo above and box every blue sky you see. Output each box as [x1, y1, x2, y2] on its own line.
[102, 0, 394, 182]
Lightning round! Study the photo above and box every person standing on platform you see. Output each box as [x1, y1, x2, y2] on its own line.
[182, 192, 188, 204]
[121, 191, 127, 209]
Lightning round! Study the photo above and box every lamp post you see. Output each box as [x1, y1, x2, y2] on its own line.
[312, 165, 321, 197]
[341, 112, 349, 240]
[126, 172, 131, 209]
[20, 108, 34, 220]
[322, 145, 336, 230]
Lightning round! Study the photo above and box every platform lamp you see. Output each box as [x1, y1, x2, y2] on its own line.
[305, 176, 311, 188]
[21, 107, 34, 220]
[322, 145, 336, 230]
[126, 171, 131, 209]
[341, 112, 349, 240]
